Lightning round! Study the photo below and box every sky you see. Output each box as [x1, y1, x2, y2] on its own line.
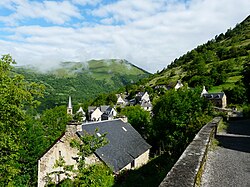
[0, 0, 249, 73]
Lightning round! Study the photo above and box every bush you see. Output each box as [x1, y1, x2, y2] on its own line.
[243, 105, 250, 118]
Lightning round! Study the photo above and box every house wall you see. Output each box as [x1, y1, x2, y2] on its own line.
[119, 149, 150, 172]
[90, 108, 103, 121]
[117, 96, 126, 105]
[110, 108, 117, 117]
[38, 134, 79, 187]
[38, 124, 100, 187]
[134, 149, 150, 168]
[222, 95, 227, 108]
[141, 92, 150, 102]
[142, 106, 152, 112]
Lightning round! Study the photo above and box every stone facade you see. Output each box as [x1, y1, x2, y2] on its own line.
[37, 123, 98, 187]
[38, 120, 151, 186]
[119, 149, 150, 172]
[37, 133, 79, 187]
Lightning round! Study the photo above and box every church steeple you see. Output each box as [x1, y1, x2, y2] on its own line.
[67, 96, 73, 115]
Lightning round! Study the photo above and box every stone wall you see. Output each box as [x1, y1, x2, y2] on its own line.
[120, 149, 150, 172]
[37, 133, 79, 187]
[159, 117, 222, 187]
[38, 122, 100, 187]
[135, 149, 150, 168]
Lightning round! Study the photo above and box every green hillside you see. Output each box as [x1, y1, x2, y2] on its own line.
[146, 15, 250, 94]
[14, 59, 150, 110]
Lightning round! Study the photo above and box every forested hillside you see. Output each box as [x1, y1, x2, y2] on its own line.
[15, 59, 150, 110]
[144, 15, 250, 105]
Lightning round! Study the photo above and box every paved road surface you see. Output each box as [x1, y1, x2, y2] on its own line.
[201, 119, 250, 187]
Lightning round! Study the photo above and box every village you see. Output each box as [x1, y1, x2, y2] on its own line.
[37, 80, 228, 186]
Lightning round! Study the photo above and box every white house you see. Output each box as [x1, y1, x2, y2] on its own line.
[100, 105, 117, 120]
[37, 119, 151, 186]
[76, 107, 86, 122]
[88, 106, 103, 121]
[140, 100, 153, 112]
[174, 80, 183, 90]
[116, 95, 127, 106]
[136, 92, 150, 103]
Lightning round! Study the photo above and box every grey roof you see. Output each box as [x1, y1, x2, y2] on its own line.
[105, 106, 113, 113]
[77, 119, 151, 173]
[136, 92, 145, 100]
[203, 92, 225, 100]
[88, 106, 97, 113]
[100, 105, 109, 113]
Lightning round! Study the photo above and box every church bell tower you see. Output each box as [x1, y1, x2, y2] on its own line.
[67, 96, 73, 115]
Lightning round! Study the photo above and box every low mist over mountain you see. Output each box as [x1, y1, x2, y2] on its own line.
[15, 59, 150, 109]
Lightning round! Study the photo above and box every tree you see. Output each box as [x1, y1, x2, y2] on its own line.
[106, 93, 117, 105]
[242, 62, 250, 102]
[0, 54, 43, 186]
[152, 88, 212, 156]
[40, 106, 71, 144]
[223, 81, 247, 104]
[70, 130, 111, 186]
[46, 130, 111, 186]
[121, 105, 152, 139]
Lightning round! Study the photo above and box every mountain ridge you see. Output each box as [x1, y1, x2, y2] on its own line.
[14, 59, 150, 109]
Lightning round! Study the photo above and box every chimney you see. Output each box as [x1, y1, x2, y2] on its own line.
[66, 121, 82, 136]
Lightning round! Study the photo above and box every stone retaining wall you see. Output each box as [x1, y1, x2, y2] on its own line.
[159, 117, 222, 187]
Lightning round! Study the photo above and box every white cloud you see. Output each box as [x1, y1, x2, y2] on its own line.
[71, 0, 101, 6]
[92, 0, 166, 24]
[0, 0, 250, 73]
[0, 0, 82, 25]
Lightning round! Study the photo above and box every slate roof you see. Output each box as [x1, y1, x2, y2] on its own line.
[203, 92, 225, 100]
[88, 106, 97, 113]
[100, 105, 109, 113]
[77, 119, 151, 173]
[136, 92, 145, 97]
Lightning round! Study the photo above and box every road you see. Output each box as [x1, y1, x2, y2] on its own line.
[201, 119, 250, 187]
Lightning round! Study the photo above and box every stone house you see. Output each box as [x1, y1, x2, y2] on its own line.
[79, 119, 151, 173]
[37, 122, 83, 187]
[203, 92, 227, 108]
[37, 119, 151, 186]
[201, 86, 227, 108]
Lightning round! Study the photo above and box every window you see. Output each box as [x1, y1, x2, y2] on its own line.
[56, 174, 60, 183]
[131, 160, 135, 168]
[59, 151, 62, 157]
[96, 132, 101, 137]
